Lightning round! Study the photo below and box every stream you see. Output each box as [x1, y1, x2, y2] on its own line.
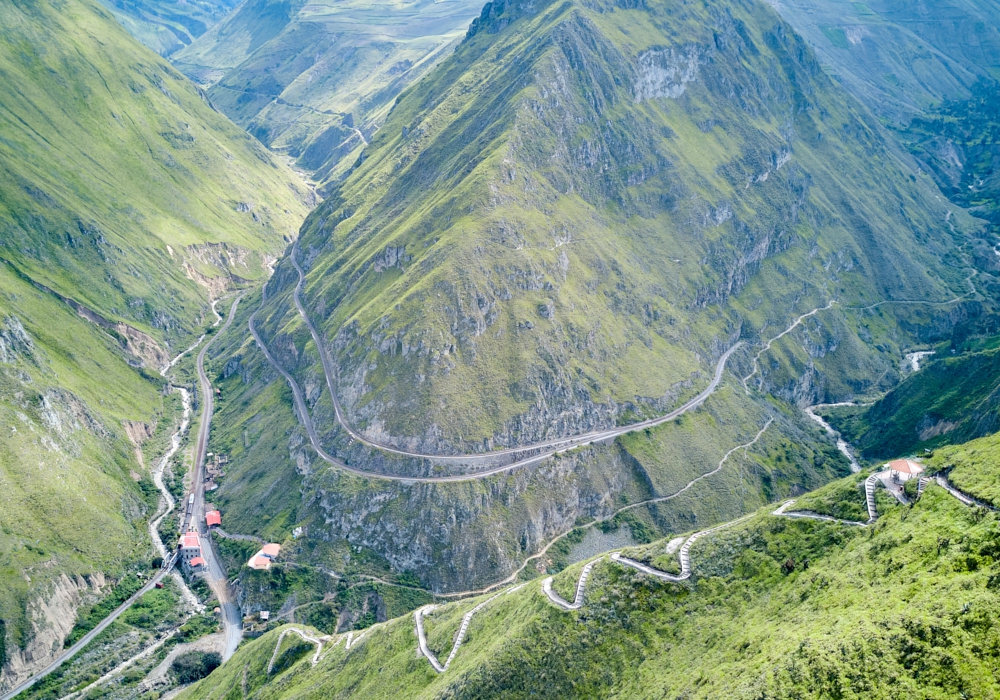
[804, 403, 861, 472]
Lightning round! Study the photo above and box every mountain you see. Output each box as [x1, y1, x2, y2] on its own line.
[768, 0, 1000, 121]
[175, 431, 1000, 699]
[195, 0, 993, 599]
[823, 336, 1000, 460]
[894, 81, 1000, 233]
[0, 0, 311, 352]
[0, 0, 308, 688]
[267, 0, 976, 456]
[98, 0, 238, 56]
[172, 0, 485, 188]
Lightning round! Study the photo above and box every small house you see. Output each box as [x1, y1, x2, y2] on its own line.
[206, 510, 222, 528]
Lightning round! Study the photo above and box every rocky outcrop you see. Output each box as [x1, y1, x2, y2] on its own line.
[0, 573, 105, 693]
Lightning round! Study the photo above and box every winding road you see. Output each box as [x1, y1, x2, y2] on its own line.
[250, 245, 743, 481]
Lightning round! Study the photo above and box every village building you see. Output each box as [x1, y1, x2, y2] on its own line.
[179, 531, 205, 571]
[206, 510, 222, 528]
[886, 458, 923, 482]
[246, 543, 282, 571]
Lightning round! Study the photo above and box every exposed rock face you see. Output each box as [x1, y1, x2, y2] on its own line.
[261, 0, 962, 457]
[0, 573, 105, 693]
[305, 444, 652, 591]
[0, 317, 34, 364]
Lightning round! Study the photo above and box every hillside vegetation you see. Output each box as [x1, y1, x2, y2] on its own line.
[173, 0, 484, 188]
[0, 0, 309, 689]
[0, 0, 310, 357]
[178, 433, 1000, 699]
[826, 343, 1000, 459]
[260, 0, 975, 456]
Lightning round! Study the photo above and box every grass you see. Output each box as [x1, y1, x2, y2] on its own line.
[176, 444, 1000, 698]
[251, 0, 973, 457]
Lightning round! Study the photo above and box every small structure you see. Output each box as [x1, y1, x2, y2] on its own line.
[886, 458, 923, 482]
[259, 611, 270, 621]
[246, 543, 282, 571]
[292, 526, 303, 539]
[206, 510, 222, 528]
[189, 556, 206, 571]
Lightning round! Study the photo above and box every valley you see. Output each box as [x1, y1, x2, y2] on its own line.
[3, 0, 1000, 696]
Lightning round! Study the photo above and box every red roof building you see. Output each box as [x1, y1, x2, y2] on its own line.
[206, 510, 222, 528]
[190, 556, 206, 569]
[179, 531, 203, 569]
[886, 458, 923, 481]
[246, 543, 281, 571]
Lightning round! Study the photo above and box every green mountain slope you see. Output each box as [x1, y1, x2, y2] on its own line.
[189, 0, 991, 599]
[261, 0, 976, 456]
[769, 0, 1000, 120]
[177, 437, 1000, 699]
[0, 0, 311, 358]
[894, 81, 1000, 235]
[98, 0, 238, 56]
[0, 0, 309, 688]
[172, 0, 484, 188]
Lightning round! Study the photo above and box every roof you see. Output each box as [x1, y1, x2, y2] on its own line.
[888, 458, 923, 474]
[206, 510, 222, 527]
[247, 554, 272, 570]
[180, 532, 201, 549]
[190, 557, 206, 567]
[260, 543, 281, 558]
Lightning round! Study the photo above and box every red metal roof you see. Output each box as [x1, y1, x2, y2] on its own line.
[206, 510, 222, 527]
[190, 556, 206, 567]
[181, 532, 201, 549]
[260, 543, 281, 558]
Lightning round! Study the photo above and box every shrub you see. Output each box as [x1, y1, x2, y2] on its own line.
[170, 651, 221, 684]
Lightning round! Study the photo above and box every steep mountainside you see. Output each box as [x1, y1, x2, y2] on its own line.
[172, 0, 484, 188]
[824, 335, 1000, 459]
[0, 0, 310, 358]
[894, 81, 1000, 234]
[262, 0, 976, 457]
[177, 437, 1000, 699]
[195, 0, 991, 596]
[98, 0, 238, 56]
[0, 0, 309, 689]
[768, 0, 1000, 120]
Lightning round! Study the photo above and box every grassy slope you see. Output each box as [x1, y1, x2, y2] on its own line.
[179, 439, 1000, 699]
[0, 265, 164, 667]
[770, 0, 1000, 120]
[0, 0, 309, 351]
[257, 0, 976, 454]
[827, 344, 1000, 459]
[173, 0, 483, 187]
[0, 0, 307, 681]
